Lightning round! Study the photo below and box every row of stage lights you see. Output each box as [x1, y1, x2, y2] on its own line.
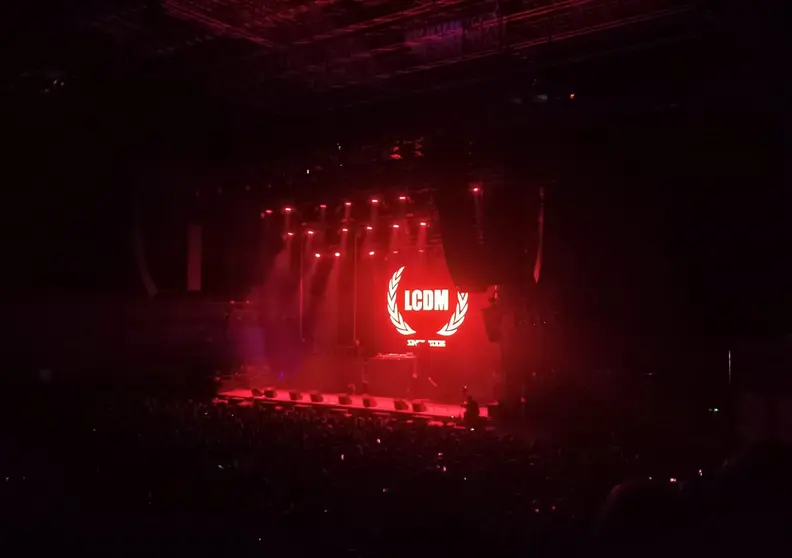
[283, 221, 428, 237]
[306, 249, 391, 259]
[260, 186, 482, 219]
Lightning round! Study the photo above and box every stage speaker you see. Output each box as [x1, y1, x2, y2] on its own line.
[363, 396, 376, 408]
[394, 399, 409, 411]
[412, 400, 427, 413]
[482, 303, 502, 342]
[264, 388, 277, 398]
[251, 388, 263, 397]
[310, 391, 324, 403]
[338, 394, 352, 405]
[289, 390, 303, 401]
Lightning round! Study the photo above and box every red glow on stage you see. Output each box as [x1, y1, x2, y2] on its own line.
[284, 207, 293, 213]
[260, 212, 266, 219]
[307, 230, 315, 235]
[344, 202, 352, 207]
[286, 232, 294, 237]
[334, 252, 341, 257]
[471, 187, 480, 193]
[319, 204, 327, 209]
[419, 221, 427, 227]
[265, 209, 273, 214]
[398, 196, 406, 201]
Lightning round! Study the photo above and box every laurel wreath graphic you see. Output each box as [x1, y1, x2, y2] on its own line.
[436, 291, 468, 336]
[387, 266, 468, 338]
[388, 266, 417, 336]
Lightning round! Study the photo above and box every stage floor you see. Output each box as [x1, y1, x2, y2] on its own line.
[216, 388, 489, 420]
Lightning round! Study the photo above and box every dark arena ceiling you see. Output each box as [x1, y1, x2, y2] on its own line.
[6, 0, 721, 122]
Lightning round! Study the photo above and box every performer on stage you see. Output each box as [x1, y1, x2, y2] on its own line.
[463, 395, 480, 427]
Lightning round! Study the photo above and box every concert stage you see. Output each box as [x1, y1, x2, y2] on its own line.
[216, 388, 490, 421]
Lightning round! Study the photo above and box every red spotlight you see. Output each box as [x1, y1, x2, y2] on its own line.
[286, 232, 295, 237]
[334, 252, 341, 257]
[392, 224, 399, 229]
[419, 222, 427, 227]
[371, 198, 379, 204]
[344, 201, 352, 207]
[398, 195, 406, 201]
[265, 209, 273, 215]
[368, 250, 375, 256]
[284, 207, 293, 213]
[366, 225, 373, 231]
[341, 227, 348, 232]
[319, 204, 327, 209]
[472, 187, 480, 193]
[314, 253, 321, 258]
[306, 230, 315, 236]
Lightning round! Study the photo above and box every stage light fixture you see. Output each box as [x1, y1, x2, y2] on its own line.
[368, 250, 375, 256]
[393, 224, 399, 228]
[344, 202, 352, 207]
[334, 252, 341, 257]
[265, 209, 273, 215]
[341, 228, 348, 232]
[419, 221, 427, 227]
[307, 230, 315, 235]
[286, 232, 294, 237]
[366, 226, 373, 231]
[471, 187, 481, 193]
[315, 253, 321, 258]
[398, 196, 406, 201]
[371, 198, 379, 204]
[284, 207, 293, 213]
[319, 204, 326, 209]
[394, 399, 409, 411]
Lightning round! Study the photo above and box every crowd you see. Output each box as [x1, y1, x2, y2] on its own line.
[1, 389, 789, 556]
